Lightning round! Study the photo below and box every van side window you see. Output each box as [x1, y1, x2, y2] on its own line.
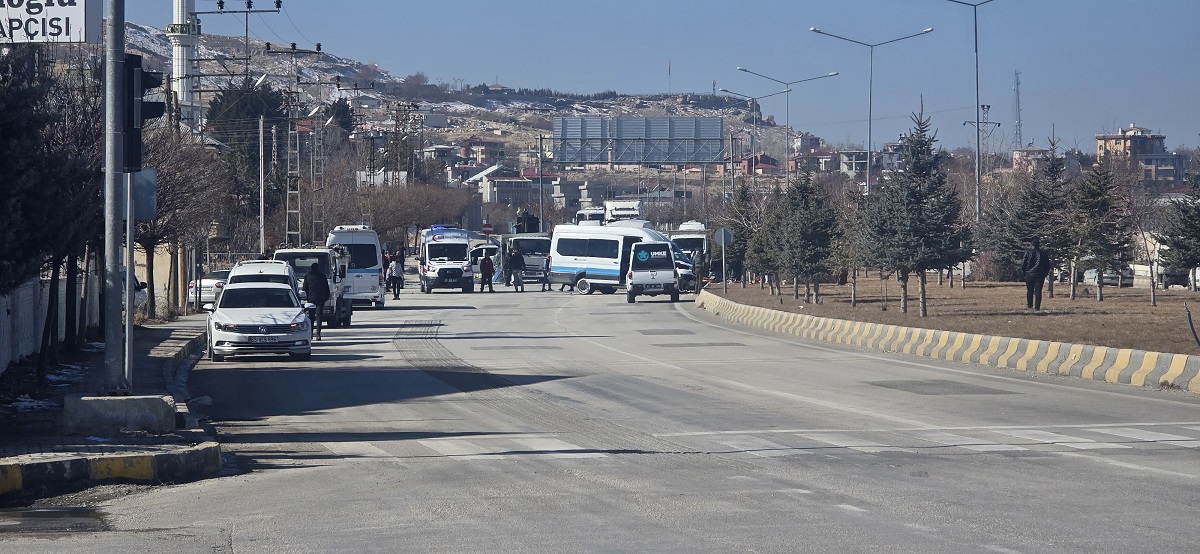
[558, 238, 588, 257]
[588, 238, 619, 259]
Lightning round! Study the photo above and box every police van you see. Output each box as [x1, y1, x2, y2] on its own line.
[547, 222, 675, 295]
[326, 225, 385, 307]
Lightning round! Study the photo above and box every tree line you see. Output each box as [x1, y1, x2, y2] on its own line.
[714, 110, 1200, 316]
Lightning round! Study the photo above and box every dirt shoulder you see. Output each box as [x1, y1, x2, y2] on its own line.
[706, 278, 1200, 356]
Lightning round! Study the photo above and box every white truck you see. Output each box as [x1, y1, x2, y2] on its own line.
[273, 245, 353, 327]
[417, 226, 475, 293]
[604, 200, 642, 224]
[667, 220, 709, 291]
[575, 207, 605, 226]
[501, 233, 552, 286]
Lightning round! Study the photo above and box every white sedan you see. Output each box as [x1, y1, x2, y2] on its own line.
[203, 282, 315, 362]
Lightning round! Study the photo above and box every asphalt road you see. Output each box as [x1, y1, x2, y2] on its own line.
[6, 286, 1200, 553]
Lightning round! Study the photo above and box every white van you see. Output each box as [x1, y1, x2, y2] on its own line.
[326, 225, 385, 308]
[418, 226, 475, 293]
[547, 224, 673, 295]
[626, 241, 682, 303]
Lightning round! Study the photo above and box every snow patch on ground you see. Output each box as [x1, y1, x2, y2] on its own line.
[10, 395, 55, 412]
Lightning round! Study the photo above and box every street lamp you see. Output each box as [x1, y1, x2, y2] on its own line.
[947, 0, 995, 223]
[736, 68, 838, 186]
[810, 26, 933, 194]
[718, 87, 790, 193]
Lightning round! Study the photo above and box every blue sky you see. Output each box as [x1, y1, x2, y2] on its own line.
[128, 0, 1200, 154]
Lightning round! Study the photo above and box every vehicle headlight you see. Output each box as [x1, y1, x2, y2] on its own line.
[213, 320, 235, 332]
[291, 312, 310, 331]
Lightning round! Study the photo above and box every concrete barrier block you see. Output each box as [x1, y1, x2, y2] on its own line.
[89, 454, 156, 481]
[64, 394, 177, 436]
[21, 458, 88, 488]
[156, 442, 221, 482]
[0, 462, 22, 496]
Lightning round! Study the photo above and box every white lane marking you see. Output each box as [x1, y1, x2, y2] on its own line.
[909, 431, 1026, 452]
[1087, 427, 1200, 448]
[514, 437, 606, 458]
[1054, 451, 1199, 479]
[996, 430, 1130, 450]
[321, 441, 393, 458]
[836, 504, 868, 513]
[798, 432, 913, 453]
[711, 435, 807, 458]
[417, 439, 504, 460]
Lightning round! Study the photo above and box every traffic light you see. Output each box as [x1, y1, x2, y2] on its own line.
[123, 54, 165, 171]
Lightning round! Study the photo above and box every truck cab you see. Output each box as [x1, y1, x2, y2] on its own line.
[273, 246, 352, 327]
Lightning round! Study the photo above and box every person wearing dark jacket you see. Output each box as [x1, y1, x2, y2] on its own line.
[1020, 237, 1051, 310]
[303, 263, 332, 339]
[508, 248, 526, 292]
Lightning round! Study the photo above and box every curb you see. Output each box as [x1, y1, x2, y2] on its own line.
[695, 290, 1200, 393]
[0, 442, 222, 498]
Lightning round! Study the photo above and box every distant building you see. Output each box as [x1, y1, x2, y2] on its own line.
[791, 150, 839, 173]
[457, 136, 506, 166]
[1095, 123, 1184, 182]
[839, 150, 868, 177]
[1012, 147, 1052, 174]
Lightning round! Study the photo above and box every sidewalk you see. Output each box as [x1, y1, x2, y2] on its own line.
[0, 313, 221, 505]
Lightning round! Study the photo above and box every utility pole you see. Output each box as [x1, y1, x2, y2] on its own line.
[103, 0, 126, 390]
[265, 41, 322, 247]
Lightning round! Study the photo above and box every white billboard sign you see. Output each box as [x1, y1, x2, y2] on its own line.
[1, 0, 101, 44]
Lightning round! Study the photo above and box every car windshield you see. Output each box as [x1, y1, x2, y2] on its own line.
[218, 288, 300, 309]
[512, 238, 550, 255]
[275, 254, 329, 277]
[342, 244, 380, 269]
[229, 274, 292, 286]
[673, 238, 704, 253]
[631, 245, 674, 270]
[427, 243, 468, 262]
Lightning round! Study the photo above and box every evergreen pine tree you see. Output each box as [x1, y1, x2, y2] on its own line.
[1156, 174, 1200, 291]
[865, 111, 970, 316]
[1067, 162, 1132, 300]
[768, 170, 836, 301]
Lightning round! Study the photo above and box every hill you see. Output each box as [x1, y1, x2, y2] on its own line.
[125, 23, 757, 154]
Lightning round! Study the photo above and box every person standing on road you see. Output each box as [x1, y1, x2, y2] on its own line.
[1021, 237, 1051, 311]
[386, 258, 403, 300]
[303, 263, 331, 340]
[540, 255, 552, 291]
[479, 254, 495, 292]
[508, 248, 525, 292]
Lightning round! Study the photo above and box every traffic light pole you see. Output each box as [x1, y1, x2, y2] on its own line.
[103, 0, 127, 391]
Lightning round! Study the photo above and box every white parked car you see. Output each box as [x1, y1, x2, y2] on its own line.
[203, 282, 315, 362]
[187, 269, 230, 304]
[1083, 267, 1134, 287]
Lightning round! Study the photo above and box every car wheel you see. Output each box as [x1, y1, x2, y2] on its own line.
[211, 352, 225, 362]
[327, 301, 341, 328]
[626, 291, 636, 304]
[291, 352, 311, 361]
[576, 278, 594, 295]
[462, 283, 472, 293]
[670, 291, 680, 302]
[599, 287, 615, 295]
[341, 305, 352, 327]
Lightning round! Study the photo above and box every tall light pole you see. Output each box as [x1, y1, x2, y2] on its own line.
[735, 69, 838, 186]
[718, 87, 790, 193]
[948, 0, 995, 222]
[810, 26, 933, 194]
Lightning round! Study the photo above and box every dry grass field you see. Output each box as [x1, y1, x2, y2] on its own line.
[707, 278, 1200, 356]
